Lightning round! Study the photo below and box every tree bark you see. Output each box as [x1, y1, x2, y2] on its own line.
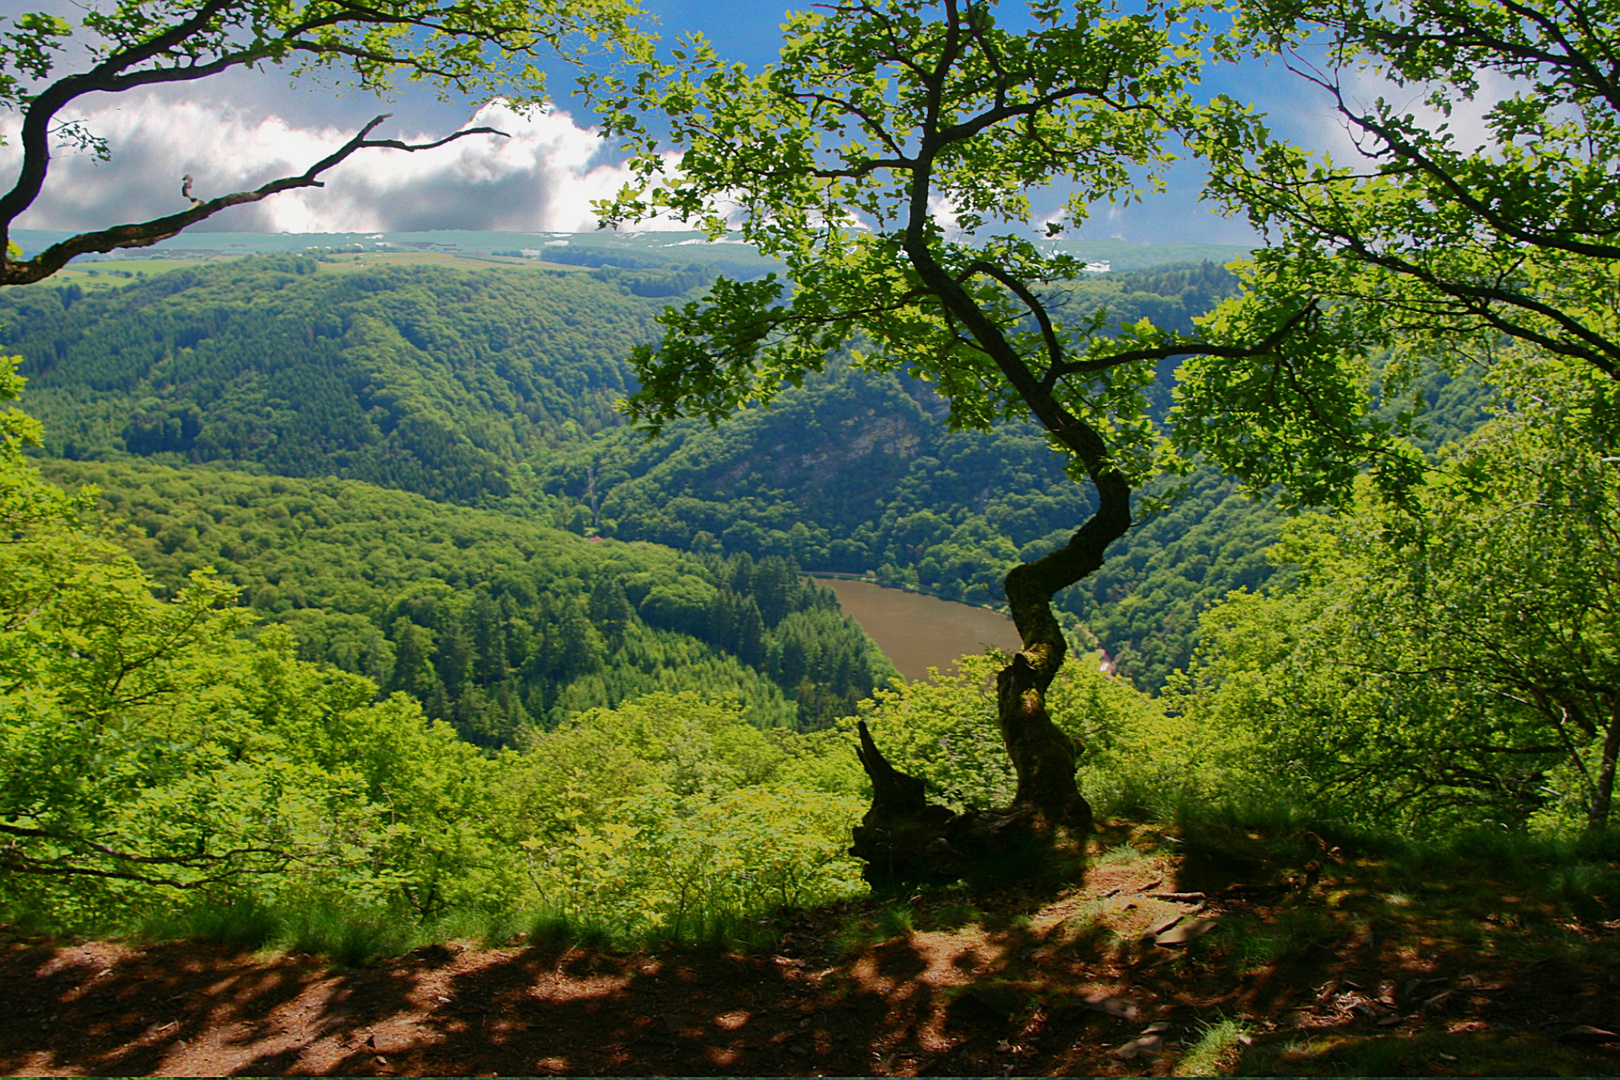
[998, 469, 1132, 828]
[850, 470, 1131, 887]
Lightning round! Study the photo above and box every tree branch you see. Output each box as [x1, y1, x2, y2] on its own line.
[1046, 298, 1320, 381]
[1326, 82, 1620, 262]
[964, 260, 1064, 381]
[2, 116, 506, 285]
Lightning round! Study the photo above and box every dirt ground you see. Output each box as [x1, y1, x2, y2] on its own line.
[3, 824, 1617, 1077]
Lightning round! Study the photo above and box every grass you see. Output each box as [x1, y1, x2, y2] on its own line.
[24, 251, 586, 292]
[910, 896, 988, 931]
[1117, 802, 1619, 1077]
[1175, 1017, 1250, 1076]
[118, 887, 805, 966]
[1214, 902, 1344, 972]
[134, 897, 420, 965]
[1095, 841, 1156, 867]
[317, 251, 561, 273]
[0, 873, 832, 964]
[831, 900, 920, 956]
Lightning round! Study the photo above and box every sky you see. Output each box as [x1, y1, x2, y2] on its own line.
[0, 0, 1366, 243]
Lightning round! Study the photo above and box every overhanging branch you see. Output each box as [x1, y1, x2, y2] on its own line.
[1, 116, 506, 285]
[1045, 298, 1320, 382]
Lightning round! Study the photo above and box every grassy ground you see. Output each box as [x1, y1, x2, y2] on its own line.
[43, 259, 235, 287]
[3, 813, 1615, 1076]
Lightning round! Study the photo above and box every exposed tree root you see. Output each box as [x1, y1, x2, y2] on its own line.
[849, 720, 1089, 889]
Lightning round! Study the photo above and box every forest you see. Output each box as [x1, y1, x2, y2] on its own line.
[0, 256, 1321, 686]
[1, 0, 1618, 1073]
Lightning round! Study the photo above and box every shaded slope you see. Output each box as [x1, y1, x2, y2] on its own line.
[3, 817, 1614, 1077]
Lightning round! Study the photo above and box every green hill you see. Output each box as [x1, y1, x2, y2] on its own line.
[1, 255, 686, 504]
[44, 459, 895, 738]
[5, 254, 1490, 690]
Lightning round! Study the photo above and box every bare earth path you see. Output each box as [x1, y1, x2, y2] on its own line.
[4, 823, 1617, 1076]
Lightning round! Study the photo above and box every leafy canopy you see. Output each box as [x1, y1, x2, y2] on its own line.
[1196, 0, 1620, 406]
[592, 0, 1206, 481]
[1175, 351, 1620, 832]
[591, 0, 1412, 513]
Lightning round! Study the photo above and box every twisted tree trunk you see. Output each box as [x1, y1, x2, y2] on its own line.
[847, 166, 1141, 887]
[850, 472, 1131, 887]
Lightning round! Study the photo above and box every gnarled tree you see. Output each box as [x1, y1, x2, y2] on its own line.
[591, 0, 1361, 884]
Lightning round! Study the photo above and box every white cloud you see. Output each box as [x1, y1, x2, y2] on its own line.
[1306, 62, 1526, 163]
[1, 96, 688, 233]
[926, 191, 962, 237]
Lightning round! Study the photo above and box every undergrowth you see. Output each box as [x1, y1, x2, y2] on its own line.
[21, 892, 807, 967]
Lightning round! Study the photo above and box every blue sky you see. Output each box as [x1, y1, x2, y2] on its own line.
[0, 0, 1352, 242]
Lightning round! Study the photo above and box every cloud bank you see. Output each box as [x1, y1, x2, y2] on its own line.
[1308, 66, 1524, 164]
[1, 97, 674, 233]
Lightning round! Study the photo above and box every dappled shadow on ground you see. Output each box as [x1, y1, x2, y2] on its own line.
[1107, 818, 1620, 1076]
[3, 822, 1618, 1077]
[1, 908, 1066, 1077]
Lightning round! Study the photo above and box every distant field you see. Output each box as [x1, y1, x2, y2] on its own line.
[316, 252, 588, 273]
[26, 251, 602, 287]
[42, 259, 234, 287]
[11, 227, 1250, 277]
[9, 227, 780, 278]
[812, 577, 1021, 681]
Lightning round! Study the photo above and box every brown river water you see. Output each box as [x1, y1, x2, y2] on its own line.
[811, 577, 1021, 683]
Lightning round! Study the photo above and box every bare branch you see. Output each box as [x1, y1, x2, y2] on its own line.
[2, 116, 507, 285]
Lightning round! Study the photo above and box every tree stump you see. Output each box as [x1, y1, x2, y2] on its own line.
[849, 719, 1088, 889]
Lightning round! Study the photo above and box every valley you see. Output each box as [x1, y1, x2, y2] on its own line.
[4, 0, 1620, 1072]
[811, 577, 1021, 682]
[2, 230, 1615, 1079]
[2, 251, 1278, 690]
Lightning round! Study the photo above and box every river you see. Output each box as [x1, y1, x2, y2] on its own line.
[811, 577, 1021, 682]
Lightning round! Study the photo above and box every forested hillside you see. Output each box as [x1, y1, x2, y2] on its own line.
[4, 0, 1620, 1069]
[0, 253, 1498, 690]
[542, 263, 1290, 684]
[3, 255, 1299, 685]
[0, 255, 676, 503]
[43, 459, 893, 737]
